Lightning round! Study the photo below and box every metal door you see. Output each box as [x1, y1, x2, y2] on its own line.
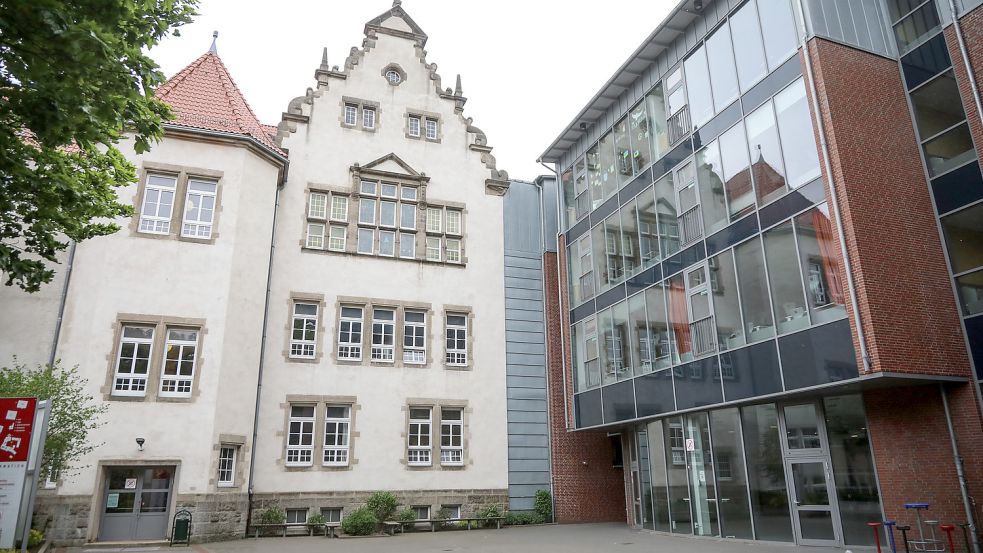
[786, 458, 840, 546]
[99, 467, 173, 541]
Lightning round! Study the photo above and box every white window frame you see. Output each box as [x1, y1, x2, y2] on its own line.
[400, 233, 416, 259]
[286, 405, 315, 467]
[181, 179, 217, 239]
[286, 509, 308, 525]
[400, 203, 417, 230]
[159, 328, 198, 398]
[290, 302, 318, 359]
[306, 222, 325, 249]
[446, 210, 462, 235]
[408, 115, 421, 137]
[425, 118, 438, 140]
[322, 405, 351, 467]
[407, 407, 432, 466]
[309, 192, 328, 219]
[217, 445, 237, 487]
[357, 228, 374, 255]
[412, 505, 431, 520]
[344, 104, 358, 126]
[380, 183, 398, 199]
[371, 308, 395, 362]
[139, 174, 177, 234]
[445, 314, 467, 366]
[363, 107, 376, 129]
[439, 408, 464, 466]
[328, 225, 346, 252]
[337, 306, 363, 361]
[112, 325, 154, 397]
[330, 196, 348, 222]
[426, 208, 442, 233]
[403, 311, 426, 364]
[445, 238, 462, 264]
[321, 508, 343, 523]
[426, 237, 441, 262]
[379, 230, 396, 257]
[380, 200, 397, 228]
[359, 198, 376, 225]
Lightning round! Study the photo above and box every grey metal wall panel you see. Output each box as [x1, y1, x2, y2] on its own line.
[505, 256, 542, 270]
[506, 352, 546, 366]
[803, 0, 894, 57]
[506, 309, 545, 323]
[506, 342, 546, 355]
[506, 319, 545, 332]
[509, 422, 549, 435]
[506, 410, 548, 424]
[510, 459, 551, 472]
[507, 375, 548, 389]
[507, 387, 547, 401]
[509, 446, 549, 460]
[508, 434, 549, 448]
[506, 330, 546, 344]
[505, 288, 541, 301]
[505, 266, 542, 280]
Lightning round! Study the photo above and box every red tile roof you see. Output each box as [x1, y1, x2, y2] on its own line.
[155, 51, 284, 156]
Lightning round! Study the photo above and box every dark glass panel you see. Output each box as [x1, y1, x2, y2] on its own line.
[664, 416, 693, 534]
[711, 250, 745, 351]
[742, 404, 793, 541]
[901, 33, 951, 90]
[758, 177, 825, 229]
[720, 340, 784, 401]
[711, 408, 753, 539]
[778, 319, 859, 389]
[635, 369, 676, 417]
[965, 314, 983, 379]
[931, 160, 983, 214]
[924, 122, 976, 177]
[647, 420, 672, 532]
[705, 214, 759, 257]
[742, 55, 803, 113]
[602, 380, 636, 423]
[957, 269, 983, 316]
[893, 2, 941, 54]
[595, 282, 627, 312]
[673, 357, 723, 410]
[823, 395, 881, 546]
[911, 71, 967, 138]
[941, 202, 983, 274]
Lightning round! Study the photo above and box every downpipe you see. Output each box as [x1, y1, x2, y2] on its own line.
[47, 241, 77, 367]
[941, 384, 982, 553]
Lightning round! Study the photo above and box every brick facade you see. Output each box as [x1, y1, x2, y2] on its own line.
[545, 248, 627, 523]
[947, 6, 983, 164]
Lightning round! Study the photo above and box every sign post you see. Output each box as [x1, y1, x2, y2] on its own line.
[18, 400, 49, 553]
[0, 398, 37, 549]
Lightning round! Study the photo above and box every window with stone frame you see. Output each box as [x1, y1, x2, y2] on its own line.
[445, 313, 468, 366]
[407, 407, 432, 466]
[341, 99, 379, 131]
[403, 311, 426, 364]
[321, 508, 343, 522]
[439, 408, 464, 466]
[112, 325, 155, 397]
[290, 302, 319, 359]
[138, 174, 178, 234]
[322, 405, 351, 467]
[286, 509, 308, 525]
[354, 179, 420, 261]
[306, 190, 349, 252]
[406, 111, 440, 142]
[217, 445, 237, 487]
[181, 179, 217, 239]
[370, 308, 396, 361]
[286, 405, 316, 467]
[424, 206, 464, 264]
[159, 328, 198, 398]
[337, 306, 364, 361]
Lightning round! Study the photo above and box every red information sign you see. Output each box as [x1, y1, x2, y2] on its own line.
[0, 398, 36, 462]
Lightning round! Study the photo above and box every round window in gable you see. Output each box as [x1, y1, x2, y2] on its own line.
[386, 70, 401, 85]
[382, 65, 406, 86]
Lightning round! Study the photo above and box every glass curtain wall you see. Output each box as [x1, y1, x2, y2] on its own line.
[711, 408, 753, 539]
[742, 404, 793, 541]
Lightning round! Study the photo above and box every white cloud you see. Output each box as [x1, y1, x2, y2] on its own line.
[150, 0, 675, 180]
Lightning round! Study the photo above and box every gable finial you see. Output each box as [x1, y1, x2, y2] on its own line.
[455, 74, 463, 96]
[320, 47, 329, 70]
[393, 0, 401, 6]
[209, 31, 218, 54]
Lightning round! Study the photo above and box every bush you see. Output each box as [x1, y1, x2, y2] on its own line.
[341, 507, 378, 536]
[475, 504, 501, 528]
[257, 505, 285, 525]
[395, 508, 417, 523]
[27, 529, 44, 548]
[533, 489, 553, 522]
[365, 491, 399, 521]
[504, 512, 545, 526]
[306, 512, 325, 527]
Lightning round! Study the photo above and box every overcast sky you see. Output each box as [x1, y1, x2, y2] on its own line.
[149, 0, 675, 181]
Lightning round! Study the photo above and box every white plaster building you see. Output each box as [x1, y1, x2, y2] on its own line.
[0, 2, 514, 546]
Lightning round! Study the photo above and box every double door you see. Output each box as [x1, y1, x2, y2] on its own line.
[99, 467, 173, 542]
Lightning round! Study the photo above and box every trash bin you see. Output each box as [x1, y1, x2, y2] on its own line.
[171, 509, 192, 546]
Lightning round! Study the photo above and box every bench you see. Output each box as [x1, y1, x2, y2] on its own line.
[386, 516, 505, 534]
[249, 523, 287, 538]
[250, 522, 340, 538]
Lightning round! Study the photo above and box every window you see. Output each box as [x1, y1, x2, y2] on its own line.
[446, 210, 462, 235]
[338, 307, 363, 360]
[359, 198, 376, 224]
[412, 506, 431, 520]
[407, 407, 432, 466]
[730, 0, 767, 92]
[446, 239, 462, 264]
[941, 202, 983, 274]
[706, 22, 739, 113]
[380, 183, 398, 199]
[113, 326, 154, 396]
[758, 0, 799, 70]
[442, 505, 461, 520]
[380, 201, 396, 227]
[669, 422, 685, 465]
[363, 107, 376, 130]
[357, 228, 374, 254]
[360, 180, 377, 195]
[425, 118, 438, 140]
[286, 509, 308, 525]
[445, 314, 467, 366]
[403, 311, 426, 364]
[306, 223, 325, 249]
[440, 408, 463, 465]
[323, 405, 351, 466]
[286, 405, 315, 466]
[182, 180, 217, 238]
[719, 121, 754, 221]
[892, 1, 942, 54]
[309, 192, 328, 219]
[217, 446, 236, 487]
[400, 233, 416, 258]
[426, 208, 442, 233]
[371, 308, 395, 361]
[735, 238, 775, 342]
[401, 187, 418, 202]
[139, 174, 177, 234]
[746, 99, 787, 205]
[290, 303, 318, 359]
[328, 226, 346, 252]
[763, 221, 809, 334]
[160, 329, 198, 397]
[321, 508, 342, 523]
[400, 204, 416, 230]
[409, 115, 421, 137]
[330, 196, 348, 221]
[684, 46, 714, 127]
[426, 237, 441, 261]
[344, 105, 358, 126]
[379, 230, 396, 257]
[774, 78, 821, 188]
[386, 69, 401, 85]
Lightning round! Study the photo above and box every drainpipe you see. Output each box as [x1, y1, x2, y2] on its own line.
[793, 0, 872, 372]
[946, 0, 983, 137]
[539, 160, 571, 432]
[47, 241, 77, 367]
[245, 171, 285, 536]
[940, 384, 982, 553]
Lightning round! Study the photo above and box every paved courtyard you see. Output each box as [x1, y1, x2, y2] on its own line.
[64, 523, 872, 553]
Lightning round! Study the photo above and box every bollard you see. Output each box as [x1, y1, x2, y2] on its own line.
[869, 522, 884, 553]
[898, 525, 912, 553]
[940, 524, 956, 553]
[884, 520, 898, 553]
[961, 523, 972, 553]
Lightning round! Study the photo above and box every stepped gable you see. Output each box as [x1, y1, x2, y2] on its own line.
[155, 50, 283, 155]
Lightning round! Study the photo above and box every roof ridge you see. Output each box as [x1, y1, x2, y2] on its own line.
[208, 53, 265, 136]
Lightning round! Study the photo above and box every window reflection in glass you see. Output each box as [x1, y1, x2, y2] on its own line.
[924, 122, 976, 176]
[823, 395, 881, 546]
[941, 202, 983, 274]
[645, 284, 672, 371]
[664, 417, 693, 534]
[599, 131, 619, 200]
[613, 301, 632, 380]
[735, 238, 775, 342]
[706, 23, 739, 113]
[584, 317, 600, 388]
[647, 421, 672, 532]
[794, 204, 848, 324]
[741, 404, 793, 542]
[711, 251, 745, 351]
[697, 142, 727, 235]
[757, 0, 799, 71]
[561, 166, 576, 229]
[646, 84, 670, 161]
[630, 101, 653, 171]
[572, 322, 585, 392]
[719, 121, 755, 221]
[668, 274, 693, 364]
[711, 408, 753, 539]
[605, 214, 625, 285]
[893, 1, 942, 54]
[621, 201, 642, 280]
[587, 144, 603, 209]
[910, 71, 965, 138]
[685, 46, 714, 127]
[629, 293, 651, 374]
[598, 308, 616, 386]
[731, 0, 768, 91]
[637, 187, 660, 268]
[615, 116, 635, 185]
[783, 403, 822, 449]
[746, 100, 787, 205]
[775, 79, 821, 188]
[764, 221, 810, 334]
[956, 269, 983, 316]
[655, 173, 680, 257]
[592, 223, 611, 294]
[686, 412, 719, 536]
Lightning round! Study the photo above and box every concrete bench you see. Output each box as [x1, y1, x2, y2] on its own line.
[386, 516, 505, 534]
[249, 523, 287, 538]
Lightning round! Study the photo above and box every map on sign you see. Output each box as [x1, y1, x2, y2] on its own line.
[0, 399, 33, 462]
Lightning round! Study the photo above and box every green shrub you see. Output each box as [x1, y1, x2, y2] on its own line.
[27, 528, 44, 548]
[365, 491, 399, 521]
[341, 507, 378, 536]
[475, 504, 502, 528]
[395, 508, 417, 523]
[533, 489, 553, 522]
[257, 505, 286, 525]
[504, 512, 545, 526]
[306, 512, 325, 526]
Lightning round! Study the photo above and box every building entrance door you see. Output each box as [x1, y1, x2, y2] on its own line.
[626, 432, 643, 527]
[778, 401, 842, 547]
[98, 467, 173, 542]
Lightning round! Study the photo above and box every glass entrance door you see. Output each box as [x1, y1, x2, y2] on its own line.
[99, 467, 173, 541]
[787, 459, 840, 546]
[684, 412, 718, 536]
